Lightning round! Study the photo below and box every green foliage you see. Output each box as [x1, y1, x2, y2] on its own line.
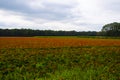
[0, 47, 120, 80]
[102, 22, 120, 36]
[0, 28, 98, 36]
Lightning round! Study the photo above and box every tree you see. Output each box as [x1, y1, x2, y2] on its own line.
[0, 28, 98, 36]
[102, 22, 120, 36]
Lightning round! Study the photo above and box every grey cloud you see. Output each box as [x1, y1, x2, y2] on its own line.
[0, 0, 75, 21]
[0, 0, 29, 12]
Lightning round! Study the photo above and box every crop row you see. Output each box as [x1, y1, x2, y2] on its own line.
[0, 37, 120, 49]
[0, 47, 120, 80]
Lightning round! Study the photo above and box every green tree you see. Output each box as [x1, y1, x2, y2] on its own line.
[102, 22, 120, 36]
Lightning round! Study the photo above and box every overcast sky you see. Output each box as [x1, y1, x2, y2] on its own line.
[0, 0, 120, 31]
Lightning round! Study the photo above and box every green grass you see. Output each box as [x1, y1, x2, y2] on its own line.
[0, 47, 120, 80]
[34, 36, 120, 39]
[77, 36, 120, 39]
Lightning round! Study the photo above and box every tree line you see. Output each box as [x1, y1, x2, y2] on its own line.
[0, 29, 98, 36]
[0, 22, 119, 37]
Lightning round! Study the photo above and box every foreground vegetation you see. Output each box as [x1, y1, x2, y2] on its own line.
[0, 37, 120, 80]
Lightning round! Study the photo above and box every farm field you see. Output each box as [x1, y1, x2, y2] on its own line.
[0, 37, 120, 80]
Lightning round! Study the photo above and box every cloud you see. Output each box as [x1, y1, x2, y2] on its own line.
[100, 0, 120, 12]
[0, 9, 92, 31]
[0, 0, 75, 20]
[0, 0, 120, 31]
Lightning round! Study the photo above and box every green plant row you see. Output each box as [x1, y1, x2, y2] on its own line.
[0, 47, 120, 80]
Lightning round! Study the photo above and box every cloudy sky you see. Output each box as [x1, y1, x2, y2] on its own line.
[0, 0, 120, 31]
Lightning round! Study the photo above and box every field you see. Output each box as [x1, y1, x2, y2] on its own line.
[0, 37, 120, 80]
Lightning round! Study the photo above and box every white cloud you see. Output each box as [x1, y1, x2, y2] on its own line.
[28, 0, 44, 9]
[0, 0, 120, 31]
[70, 0, 120, 27]
[0, 9, 89, 31]
[0, 10, 34, 27]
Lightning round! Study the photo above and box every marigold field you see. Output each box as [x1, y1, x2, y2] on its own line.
[0, 37, 120, 80]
